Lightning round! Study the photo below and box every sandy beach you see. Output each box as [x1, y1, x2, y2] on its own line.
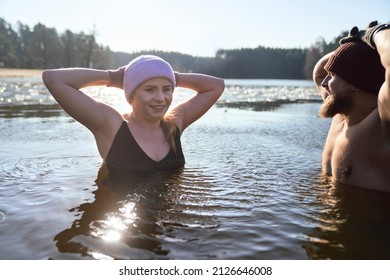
[0, 68, 44, 78]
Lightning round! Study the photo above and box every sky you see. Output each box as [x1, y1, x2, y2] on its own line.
[1, 0, 389, 57]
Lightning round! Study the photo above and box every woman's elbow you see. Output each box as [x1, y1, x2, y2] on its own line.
[42, 70, 56, 87]
[216, 78, 225, 96]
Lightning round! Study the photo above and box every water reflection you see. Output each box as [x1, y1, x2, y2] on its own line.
[54, 165, 186, 259]
[0, 104, 64, 118]
[303, 176, 390, 259]
[216, 100, 321, 112]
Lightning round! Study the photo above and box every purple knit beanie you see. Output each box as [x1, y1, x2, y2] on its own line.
[324, 41, 385, 94]
[123, 55, 176, 100]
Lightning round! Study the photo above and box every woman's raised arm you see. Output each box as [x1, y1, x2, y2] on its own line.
[42, 68, 121, 132]
[171, 72, 225, 131]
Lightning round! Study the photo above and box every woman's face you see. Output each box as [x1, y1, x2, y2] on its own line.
[130, 77, 174, 120]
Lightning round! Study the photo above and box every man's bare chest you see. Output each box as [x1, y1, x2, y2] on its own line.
[322, 125, 388, 184]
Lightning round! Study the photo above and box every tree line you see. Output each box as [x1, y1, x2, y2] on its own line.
[0, 17, 346, 79]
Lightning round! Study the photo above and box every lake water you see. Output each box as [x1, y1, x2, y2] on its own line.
[1, 77, 390, 260]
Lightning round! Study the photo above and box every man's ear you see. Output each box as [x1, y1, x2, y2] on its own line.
[348, 83, 361, 93]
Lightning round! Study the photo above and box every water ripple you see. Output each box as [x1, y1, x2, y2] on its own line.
[0, 211, 5, 222]
[3, 78, 389, 260]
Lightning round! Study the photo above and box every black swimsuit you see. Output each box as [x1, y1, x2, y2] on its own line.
[104, 121, 185, 173]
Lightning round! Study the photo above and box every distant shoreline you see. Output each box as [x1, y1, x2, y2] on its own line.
[0, 68, 44, 78]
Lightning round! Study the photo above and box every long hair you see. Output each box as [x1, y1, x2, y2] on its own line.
[160, 113, 178, 156]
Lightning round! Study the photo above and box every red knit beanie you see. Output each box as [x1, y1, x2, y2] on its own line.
[324, 41, 385, 94]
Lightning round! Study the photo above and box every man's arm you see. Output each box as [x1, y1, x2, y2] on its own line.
[313, 52, 333, 101]
[374, 29, 390, 123]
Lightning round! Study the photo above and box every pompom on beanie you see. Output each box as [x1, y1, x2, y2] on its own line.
[324, 41, 385, 94]
[123, 55, 176, 100]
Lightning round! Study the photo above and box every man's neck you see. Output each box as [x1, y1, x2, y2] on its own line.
[342, 91, 378, 127]
[342, 105, 377, 127]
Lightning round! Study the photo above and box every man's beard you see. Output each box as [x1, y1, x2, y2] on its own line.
[319, 93, 353, 118]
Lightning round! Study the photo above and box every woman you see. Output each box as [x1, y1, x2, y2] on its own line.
[42, 55, 225, 173]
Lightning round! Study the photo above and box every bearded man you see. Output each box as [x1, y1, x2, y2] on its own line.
[313, 22, 390, 192]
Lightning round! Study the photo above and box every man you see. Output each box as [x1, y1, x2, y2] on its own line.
[313, 22, 390, 192]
